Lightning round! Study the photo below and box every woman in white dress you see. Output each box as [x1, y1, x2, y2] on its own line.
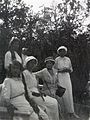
[54, 46, 79, 119]
[4, 37, 22, 71]
[23, 56, 60, 120]
[34, 56, 58, 98]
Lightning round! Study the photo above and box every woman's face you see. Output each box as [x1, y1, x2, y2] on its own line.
[58, 49, 67, 57]
[46, 61, 54, 70]
[12, 41, 19, 51]
[11, 63, 21, 77]
[27, 59, 37, 71]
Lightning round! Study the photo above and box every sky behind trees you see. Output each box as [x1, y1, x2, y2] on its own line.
[23, 0, 90, 27]
[23, 0, 86, 12]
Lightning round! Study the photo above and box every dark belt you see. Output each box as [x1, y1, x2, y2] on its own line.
[10, 93, 24, 99]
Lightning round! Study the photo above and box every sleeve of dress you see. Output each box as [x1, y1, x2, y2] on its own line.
[54, 58, 58, 70]
[69, 58, 73, 73]
[4, 51, 12, 69]
[2, 79, 11, 101]
[34, 70, 43, 79]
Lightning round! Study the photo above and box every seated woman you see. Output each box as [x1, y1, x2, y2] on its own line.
[1, 60, 49, 120]
[23, 56, 60, 120]
[34, 56, 58, 98]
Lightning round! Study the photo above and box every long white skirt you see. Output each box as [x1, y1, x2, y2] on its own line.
[58, 72, 74, 113]
[32, 95, 60, 120]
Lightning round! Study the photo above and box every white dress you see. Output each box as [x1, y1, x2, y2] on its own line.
[54, 56, 74, 113]
[23, 70, 60, 120]
[1, 78, 39, 120]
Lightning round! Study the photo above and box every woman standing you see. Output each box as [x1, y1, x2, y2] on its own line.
[54, 46, 79, 119]
[23, 56, 60, 120]
[4, 37, 22, 71]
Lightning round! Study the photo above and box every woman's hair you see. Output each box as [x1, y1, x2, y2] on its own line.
[8, 37, 20, 50]
[7, 60, 23, 78]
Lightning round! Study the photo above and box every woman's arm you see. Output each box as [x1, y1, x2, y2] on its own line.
[2, 79, 11, 104]
[34, 70, 44, 85]
[2, 79, 17, 114]
[34, 70, 43, 78]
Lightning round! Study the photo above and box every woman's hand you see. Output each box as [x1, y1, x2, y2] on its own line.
[5, 99, 17, 116]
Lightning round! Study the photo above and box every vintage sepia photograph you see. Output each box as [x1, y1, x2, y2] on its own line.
[0, 0, 90, 120]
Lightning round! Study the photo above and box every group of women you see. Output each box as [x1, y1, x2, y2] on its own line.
[1, 37, 80, 120]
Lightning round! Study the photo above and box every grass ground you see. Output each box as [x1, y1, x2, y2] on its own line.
[60, 102, 90, 120]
